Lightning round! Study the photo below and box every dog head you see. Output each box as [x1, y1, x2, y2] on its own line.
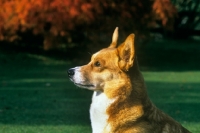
[68, 27, 135, 93]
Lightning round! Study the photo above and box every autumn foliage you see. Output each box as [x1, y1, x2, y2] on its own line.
[0, 0, 96, 50]
[0, 0, 177, 50]
[152, 0, 177, 31]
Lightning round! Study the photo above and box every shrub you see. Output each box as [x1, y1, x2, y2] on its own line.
[0, 0, 177, 50]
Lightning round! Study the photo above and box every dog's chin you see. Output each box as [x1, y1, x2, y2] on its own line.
[69, 78, 98, 90]
[74, 83, 96, 90]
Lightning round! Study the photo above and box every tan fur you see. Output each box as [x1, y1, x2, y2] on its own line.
[109, 27, 118, 48]
[68, 28, 191, 133]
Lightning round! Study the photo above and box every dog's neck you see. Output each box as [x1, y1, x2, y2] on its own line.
[90, 91, 115, 133]
[123, 57, 149, 102]
[90, 58, 152, 133]
[104, 58, 151, 132]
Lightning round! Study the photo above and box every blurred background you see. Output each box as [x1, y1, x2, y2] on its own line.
[0, 0, 200, 65]
[0, 0, 199, 55]
[0, 0, 200, 133]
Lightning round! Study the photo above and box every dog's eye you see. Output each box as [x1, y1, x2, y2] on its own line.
[94, 61, 101, 67]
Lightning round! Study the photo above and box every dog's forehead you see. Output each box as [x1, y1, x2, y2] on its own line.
[92, 48, 117, 60]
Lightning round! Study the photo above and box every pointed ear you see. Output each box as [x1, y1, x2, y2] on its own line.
[109, 27, 118, 48]
[117, 34, 135, 71]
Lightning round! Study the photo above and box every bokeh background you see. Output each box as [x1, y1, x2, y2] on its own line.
[0, 0, 200, 132]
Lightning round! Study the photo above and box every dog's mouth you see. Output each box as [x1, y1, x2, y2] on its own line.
[69, 77, 95, 89]
[74, 83, 95, 89]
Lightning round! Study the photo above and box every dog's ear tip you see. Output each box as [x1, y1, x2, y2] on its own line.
[129, 34, 135, 38]
[109, 27, 119, 48]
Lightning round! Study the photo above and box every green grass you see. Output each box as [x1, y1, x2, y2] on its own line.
[0, 52, 92, 133]
[0, 39, 200, 132]
[144, 72, 200, 132]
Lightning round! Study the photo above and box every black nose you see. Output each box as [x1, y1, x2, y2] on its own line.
[68, 68, 75, 77]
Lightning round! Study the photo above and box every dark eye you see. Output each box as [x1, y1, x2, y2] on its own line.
[94, 61, 101, 67]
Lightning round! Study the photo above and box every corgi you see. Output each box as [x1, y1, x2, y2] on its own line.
[68, 27, 191, 133]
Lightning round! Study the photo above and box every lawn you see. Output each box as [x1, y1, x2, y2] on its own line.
[0, 39, 200, 133]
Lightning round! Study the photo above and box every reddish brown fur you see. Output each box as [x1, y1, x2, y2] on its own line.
[103, 34, 190, 133]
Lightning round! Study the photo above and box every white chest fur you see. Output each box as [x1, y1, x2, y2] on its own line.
[90, 91, 115, 133]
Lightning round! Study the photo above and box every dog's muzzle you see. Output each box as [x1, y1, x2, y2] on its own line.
[68, 67, 96, 90]
[68, 68, 75, 78]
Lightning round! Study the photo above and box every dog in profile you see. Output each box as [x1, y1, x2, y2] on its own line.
[68, 27, 191, 133]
